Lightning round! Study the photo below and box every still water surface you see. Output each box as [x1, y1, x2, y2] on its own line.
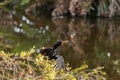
[0, 11, 120, 80]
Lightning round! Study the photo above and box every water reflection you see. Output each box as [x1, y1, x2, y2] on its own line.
[14, 26, 25, 33]
[0, 9, 120, 80]
[22, 15, 33, 25]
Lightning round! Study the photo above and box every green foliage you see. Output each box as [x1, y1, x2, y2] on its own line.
[0, 0, 30, 7]
[21, 0, 30, 5]
[0, 47, 106, 80]
[0, 0, 13, 6]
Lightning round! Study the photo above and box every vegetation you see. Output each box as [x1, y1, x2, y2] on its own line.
[0, 47, 106, 80]
[1, 0, 120, 17]
[0, 0, 30, 6]
[98, 0, 120, 17]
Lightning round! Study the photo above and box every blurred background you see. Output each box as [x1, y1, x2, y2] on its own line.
[0, 0, 120, 80]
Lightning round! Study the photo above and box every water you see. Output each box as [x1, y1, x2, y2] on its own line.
[0, 10, 120, 80]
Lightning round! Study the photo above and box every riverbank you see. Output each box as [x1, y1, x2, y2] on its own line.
[0, 0, 120, 17]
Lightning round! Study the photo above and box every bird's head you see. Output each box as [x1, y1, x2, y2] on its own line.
[53, 40, 69, 50]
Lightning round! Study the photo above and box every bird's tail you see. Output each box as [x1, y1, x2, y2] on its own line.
[54, 55, 66, 71]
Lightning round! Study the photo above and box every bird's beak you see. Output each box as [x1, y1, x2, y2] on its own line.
[62, 40, 69, 45]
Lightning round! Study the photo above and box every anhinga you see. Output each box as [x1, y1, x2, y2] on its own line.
[36, 40, 68, 70]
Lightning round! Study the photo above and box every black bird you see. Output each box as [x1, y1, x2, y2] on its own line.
[36, 40, 68, 70]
